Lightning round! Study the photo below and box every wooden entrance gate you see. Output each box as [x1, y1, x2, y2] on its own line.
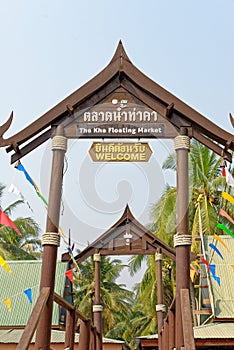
[0, 41, 233, 350]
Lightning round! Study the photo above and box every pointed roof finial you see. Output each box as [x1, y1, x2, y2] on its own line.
[110, 40, 131, 64]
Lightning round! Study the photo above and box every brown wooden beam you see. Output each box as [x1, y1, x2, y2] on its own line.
[175, 128, 191, 349]
[93, 252, 103, 350]
[79, 319, 91, 350]
[155, 248, 164, 350]
[9, 128, 53, 164]
[193, 128, 232, 163]
[181, 289, 196, 350]
[168, 309, 175, 349]
[16, 287, 50, 350]
[65, 309, 75, 350]
[53, 292, 87, 321]
[35, 126, 67, 350]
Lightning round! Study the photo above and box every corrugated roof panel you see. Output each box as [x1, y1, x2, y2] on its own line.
[194, 322, 234, 339]
[0, 329, 126, 344]
[203, 235, 234, 319]
[0, 260, 67, 327]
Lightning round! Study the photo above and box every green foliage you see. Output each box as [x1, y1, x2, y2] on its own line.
[0, 183, 41, 260]
[74, 255, 134, 337]
[128, 140, 229, 342]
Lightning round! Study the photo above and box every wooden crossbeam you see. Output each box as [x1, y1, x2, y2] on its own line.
[53, 291, 87, 321]
[193, 309, 212, 315]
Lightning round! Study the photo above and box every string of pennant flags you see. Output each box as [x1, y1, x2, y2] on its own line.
[1, 161, 233, 312]
[0, 160, 81, 312]
[190, 166, 234, 286]
[0, 266, 74, 313]
[14, 160, 80, 273]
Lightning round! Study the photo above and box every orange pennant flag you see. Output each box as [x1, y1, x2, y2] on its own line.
[214, 234, 230, 252]
[4, 297, 11, 312]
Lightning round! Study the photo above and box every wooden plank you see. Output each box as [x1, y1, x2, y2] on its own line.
[180, 289, 196, 350]
[16, 287, 50, 350]
[193, 309, 212, 315]
[65, 309, 75, 350]
[53, 292, 87, 321]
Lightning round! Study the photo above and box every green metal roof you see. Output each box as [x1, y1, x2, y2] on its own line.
[0, 260, 67, 327]
[203, 235, 234, 319]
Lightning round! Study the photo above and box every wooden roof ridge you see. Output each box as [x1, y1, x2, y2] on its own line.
[0, 40, 233, 162]
[72, 204, 176, 264]
[109, 40, 132, 64]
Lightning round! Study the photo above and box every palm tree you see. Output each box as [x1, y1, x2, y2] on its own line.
[0, 183, 41, 260]
[74, 255, 134, 337]
[128, 139, 226, 335]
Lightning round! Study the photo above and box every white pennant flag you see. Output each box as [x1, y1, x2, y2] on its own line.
[8, 183, 20, 196]
[8, 184, 34, 212]
[226, 169, 234, 188]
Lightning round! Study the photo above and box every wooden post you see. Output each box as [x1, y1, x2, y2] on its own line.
[168, 309, 175, 349]
[155, 248, 165, 350]
[174, 128, 191, 349]
[180, 289, 196, 350]
[90, 326, 97, 350]
[93, 252, 103, 350]
[164, 319, 169, 350]
[79, 319, 91, 350]
[65, 309, 75, 350]
[35, 125, 67, 349]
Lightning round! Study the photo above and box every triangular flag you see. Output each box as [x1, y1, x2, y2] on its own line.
[200, 257, 211, 271]
[226, 169, 234, 187]
[222, 191, 234, 205]
[0, 256, 13, 274]
[4, 297, 11, 312]
[0, 210, 22, 236]
[209, 264, 221, 286]
[209, 243, 224, 260]
[24, 288, 32, 304]
[190, 268, 196, 283]
[219, 209, 234, 225]
[8, 184, 33, 212]
[8, 183, 20, 196]
[15, 161, 39, 191]
[192, 261, 201, 270]
[65, 269, 74, 284]
[214, 233, 230, 252]
[217, 223, 234, 238]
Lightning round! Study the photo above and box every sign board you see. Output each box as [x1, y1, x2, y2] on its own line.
[64, 96, 178, 139]
[89, 142, 153, 162]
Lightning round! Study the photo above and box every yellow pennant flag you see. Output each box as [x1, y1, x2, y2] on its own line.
[4, 297, 11, 312]
[0, 256, 13, 274]
[222, 191, 234, 205]
[192, 261, 201, 270]
[190, 269, 196, 283]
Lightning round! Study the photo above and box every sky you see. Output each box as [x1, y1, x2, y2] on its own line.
[0, 0, 234, 288]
